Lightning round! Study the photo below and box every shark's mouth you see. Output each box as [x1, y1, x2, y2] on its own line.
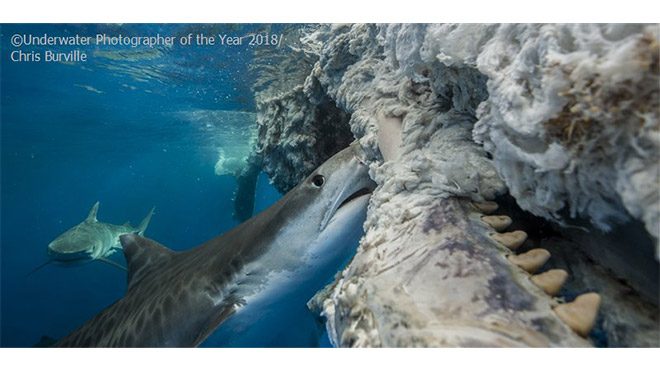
[337, 188, 372, 210]
[48, 248, 93, 262]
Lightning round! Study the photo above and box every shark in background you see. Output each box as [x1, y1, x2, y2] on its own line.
[31, 202, 155, 273]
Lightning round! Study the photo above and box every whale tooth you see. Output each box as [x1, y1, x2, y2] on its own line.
[531, 269, 568, 296]
[553, 293, 601, 337]
[473, 201, 498, 214]
[507, 248, 551, 273]
[490, 230, 527, 250]
[481, 215, 512, 231]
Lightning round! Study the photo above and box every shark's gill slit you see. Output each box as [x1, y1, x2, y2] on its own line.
[54, 143, 375, 347]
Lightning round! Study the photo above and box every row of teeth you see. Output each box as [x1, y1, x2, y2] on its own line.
[474, 201, 602, 338]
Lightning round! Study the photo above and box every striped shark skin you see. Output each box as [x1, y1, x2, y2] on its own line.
[55, 143, 375, 347]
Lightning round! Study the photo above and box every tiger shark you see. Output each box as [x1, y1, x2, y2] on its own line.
[55, 143, 375, 347]
[39, 202, 155, 271]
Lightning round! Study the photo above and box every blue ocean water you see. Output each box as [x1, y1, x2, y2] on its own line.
[0, 24, 334, 347]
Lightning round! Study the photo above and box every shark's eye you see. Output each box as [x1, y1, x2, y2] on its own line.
[311, 174, 325, 188]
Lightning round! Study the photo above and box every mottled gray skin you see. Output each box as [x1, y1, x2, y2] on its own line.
[323, 196, 659, 347]
[56, 143, 375, 347]
[323, 196, 590, 347]
[47, 202, 154, 263]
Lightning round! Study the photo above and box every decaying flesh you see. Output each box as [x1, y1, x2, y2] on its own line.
[312, 196, 658, 347]
[251, 24, 659, 347]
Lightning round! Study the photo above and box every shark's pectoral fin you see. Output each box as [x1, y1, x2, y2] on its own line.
[27, 260, 53, 276]
[120, 233, 174, 290]
[192, 302, 237, 347]
[86, 201, 100, 222]
[98, 257, 127, 271]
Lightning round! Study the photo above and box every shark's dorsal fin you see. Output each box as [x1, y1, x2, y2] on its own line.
[86, 201, 100, 222]
[120, 234, 174, 290]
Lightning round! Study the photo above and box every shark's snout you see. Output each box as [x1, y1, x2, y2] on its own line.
[316, 144, 377, 230]
[47, 240, 62, 253]
[46, 233, 96, 262]
[47, 240, 67, 258]
[335, 164, 375, 212]
[337, 148, 376, 208]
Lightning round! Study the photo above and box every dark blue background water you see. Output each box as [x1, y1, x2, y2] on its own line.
[0, 24, 321, 347]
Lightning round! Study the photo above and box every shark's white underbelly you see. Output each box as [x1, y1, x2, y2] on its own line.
[201, 195, 370, 347]
[201, 263, 329, 347]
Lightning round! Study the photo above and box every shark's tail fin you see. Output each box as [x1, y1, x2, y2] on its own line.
[137, 207, 155, 236]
